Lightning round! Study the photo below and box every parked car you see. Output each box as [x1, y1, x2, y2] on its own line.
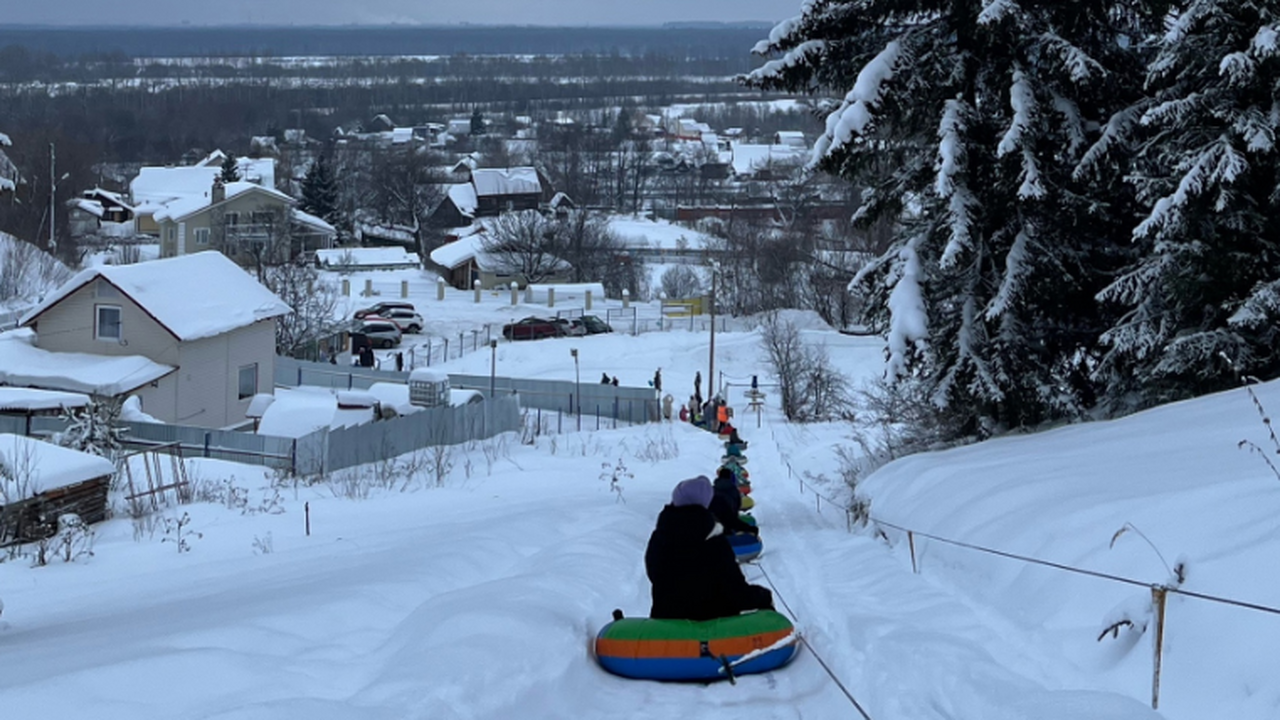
[380, 307, 425, 333]
[553, 317, 588, 337]
[580, 315, 614, 334]
[502, 316, 563, 340]
[354, 301, 417, 320]
[355, 319, 402, 348]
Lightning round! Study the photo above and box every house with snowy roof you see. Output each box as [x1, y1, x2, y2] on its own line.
[145, 177, 334, 263]
[427, 222, 571, 290]
[429, 166, 550, 227]
[12, 252, 292, 429]
[130, 151, 277, 236]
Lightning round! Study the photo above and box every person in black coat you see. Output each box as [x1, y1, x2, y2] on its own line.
[710, 467, 758, 537]
[644, 476, 773, 621]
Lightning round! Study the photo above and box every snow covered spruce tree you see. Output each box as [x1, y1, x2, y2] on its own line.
[747, 1, 1162, 439]
[1098, 2, 1280, 409]
[0, 129, 16, 193]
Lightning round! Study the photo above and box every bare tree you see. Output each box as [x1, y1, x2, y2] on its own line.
[480, 211, 566, 285]
[760, 313, 851, 422]
[366, 147, 446, 256]
[660, 265, 702, 299]
[261, 258, 341, 358]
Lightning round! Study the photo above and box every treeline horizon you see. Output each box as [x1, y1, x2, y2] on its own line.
[0, 25, 772, 60]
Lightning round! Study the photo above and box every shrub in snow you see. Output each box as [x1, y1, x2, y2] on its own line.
[56, 398, 126, 461]
[162, 512, 201, 553]
[599, 457, 631, 503]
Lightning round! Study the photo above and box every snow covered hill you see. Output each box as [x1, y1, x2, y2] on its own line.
[0, 314, 1274, 719]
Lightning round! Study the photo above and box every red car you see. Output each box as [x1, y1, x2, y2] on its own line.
[502, 316, 563, 340]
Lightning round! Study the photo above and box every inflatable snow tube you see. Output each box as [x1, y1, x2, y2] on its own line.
[721, 455, 748, 466]
[595, 610, 797, 681]
[729, 532, 763, 562]
[739, 481, 752, 496]
[740, 495, 755, 511]
[724, 444, 745, 457]
[739, 513, 756, 526]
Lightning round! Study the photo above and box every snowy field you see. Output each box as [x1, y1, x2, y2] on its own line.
[0, 294, 1277, 718]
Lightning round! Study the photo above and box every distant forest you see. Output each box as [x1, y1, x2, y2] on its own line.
[0, 25, 770, 63]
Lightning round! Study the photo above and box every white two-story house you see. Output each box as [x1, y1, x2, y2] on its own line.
[17, 252, 292, 429]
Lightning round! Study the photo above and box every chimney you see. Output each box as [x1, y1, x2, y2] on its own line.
[211, 177, 226, 205]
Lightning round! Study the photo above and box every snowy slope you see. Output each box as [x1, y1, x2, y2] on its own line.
[859, 382, 1280, 720]
[0, 315, 1273, 719]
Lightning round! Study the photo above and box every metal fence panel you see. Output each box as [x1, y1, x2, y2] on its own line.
[448, 373, 660, 423]
[278, 358, 661, 424]
[0, 415, 27, 435]
[324, 395, 521, 473]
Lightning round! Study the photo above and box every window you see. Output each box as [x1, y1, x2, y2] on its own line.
[224, 212, 239, 226]
[238, 363, 258, 400]
[96, 305, 122, 341]
[166, 226, 176, 241]
[194, 228, 210, 245]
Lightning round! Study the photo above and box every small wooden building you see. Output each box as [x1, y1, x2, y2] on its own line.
[0, 434, 115, 547]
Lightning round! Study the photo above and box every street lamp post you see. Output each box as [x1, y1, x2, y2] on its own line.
[489, 339, 498, 398]
[570, 347, 580, 432]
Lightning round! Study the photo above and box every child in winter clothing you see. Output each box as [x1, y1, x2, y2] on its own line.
[644, 477, 772, 621]
[710, 468, 759, 537]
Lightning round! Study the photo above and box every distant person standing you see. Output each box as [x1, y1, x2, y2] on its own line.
[395, 351, 405, 372]
[653, 368, 662, 392]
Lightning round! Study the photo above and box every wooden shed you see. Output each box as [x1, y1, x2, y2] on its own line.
[0, 434, 115, 547]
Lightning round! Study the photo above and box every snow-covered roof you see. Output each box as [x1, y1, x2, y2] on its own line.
[21, 252, 292, 342]
[130, 157, 276, 206]
[471, 167, 541, 197]
[0, 328, 174, 396]
[0, 387, 91, 413]
[355, 221, 416, 244]
[448, 183, 478, 217]
[71, 199, 105, 218]
[429, 232, 487, 270]
[391, 128, 415, 144]
[0, 434, 116, 498]
[607, 216, 712, 251]
[316, 247, 418, 268]
[729, 144, 807, 176]
[85, 187, 134, 210]
[294, 209, 337, 235]
[152, 182, 295, 223]
[130, 166, 222, 206]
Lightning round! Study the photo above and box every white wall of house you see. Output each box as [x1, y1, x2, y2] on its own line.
[131, 372, 180, 424]
[31, 278, 180, 366]
[174, 319, 276, 428]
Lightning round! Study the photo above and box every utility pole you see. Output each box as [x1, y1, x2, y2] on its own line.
[48, 142, 56, 254]
[708, 264, 717, 400]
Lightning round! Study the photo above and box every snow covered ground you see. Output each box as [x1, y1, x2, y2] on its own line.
[1, 304, 1276, 719]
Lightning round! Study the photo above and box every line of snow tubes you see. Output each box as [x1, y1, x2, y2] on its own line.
[595, 610, 798, 681]
[596, 431, 799, 683]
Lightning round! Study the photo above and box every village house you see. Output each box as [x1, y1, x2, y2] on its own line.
[152, 178, 336, 262]
[129, 152, 277, 236]
[12, 252, 292, 429]
[427, 223, 571, 290]
[429, 166, 550, 227]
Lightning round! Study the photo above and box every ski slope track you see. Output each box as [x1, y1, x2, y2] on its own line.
[0, 321, 1188, 719]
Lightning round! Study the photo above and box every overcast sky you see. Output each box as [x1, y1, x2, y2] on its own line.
[5, 0, 798, 26]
